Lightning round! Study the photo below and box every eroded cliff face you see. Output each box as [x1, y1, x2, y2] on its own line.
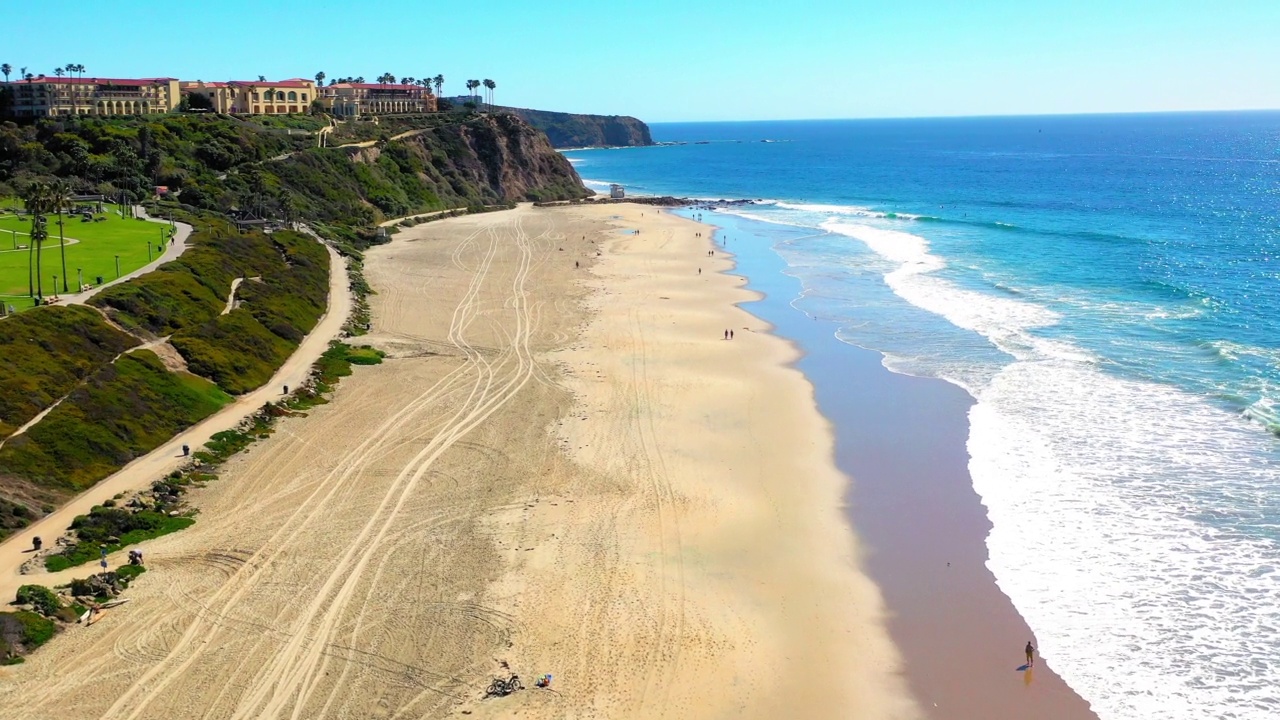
[277, 114, 590, 224]
[508, 108, 654, 148]
[433, 113, 592, 201]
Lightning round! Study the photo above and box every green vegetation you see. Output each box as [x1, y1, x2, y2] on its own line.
[0, 304, 138, 436]
[93, 226, 328, 392]
[0, 611, 56, 661]
[0, 497, 34, 536]
[0, 204, 172, 299]
[115, 564, 146, 582]
[0, 351, 231, 494]
[44, 506, 194, 572]
[15, 584, 61, 615]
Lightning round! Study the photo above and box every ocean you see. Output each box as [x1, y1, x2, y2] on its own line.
[564, 112, 1280, 720]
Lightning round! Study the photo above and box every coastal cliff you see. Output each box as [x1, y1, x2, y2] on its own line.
[507, 107, 653, 148]
[273, 113, 589, 225]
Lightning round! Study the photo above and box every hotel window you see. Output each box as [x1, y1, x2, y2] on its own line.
[301, 93, 308, 102]
[287, 91, 297, 101]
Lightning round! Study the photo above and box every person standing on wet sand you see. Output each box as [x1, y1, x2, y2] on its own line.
[1025, 641, 1035, 667]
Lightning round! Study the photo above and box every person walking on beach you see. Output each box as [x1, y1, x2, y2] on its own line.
[1025, 641, 1035, 667]
[730, 329, 734, 340]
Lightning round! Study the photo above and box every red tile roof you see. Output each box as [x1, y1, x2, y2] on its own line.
[16, 75, 177, 85]
[331, 83, 429, 91]
[228, 80, 313, 88]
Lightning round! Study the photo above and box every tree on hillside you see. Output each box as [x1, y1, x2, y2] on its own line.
[315, 71, 325, 87]
[466, 80, 479, 104]
[280, 192, 297, 230]
[51, 180, 72, 292]
[483, 79, 495, 110]
[433, 74, 444, 97]
[1, 64, 11, 83]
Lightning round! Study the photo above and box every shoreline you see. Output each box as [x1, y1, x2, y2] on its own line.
[703, 212, 1098, 718]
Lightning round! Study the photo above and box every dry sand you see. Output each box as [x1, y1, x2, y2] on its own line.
[0, 204, 917, 719]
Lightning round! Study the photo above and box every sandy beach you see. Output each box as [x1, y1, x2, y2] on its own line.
[0, 204, 917, 719]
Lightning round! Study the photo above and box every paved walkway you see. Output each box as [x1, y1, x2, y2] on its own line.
[53, 207, 192, 307]
[0, 240, 352, 599]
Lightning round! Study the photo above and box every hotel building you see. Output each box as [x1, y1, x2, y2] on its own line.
[180, 79, 318, 115]
[2, 76, 181, 117]
[322, 82, 437, 118]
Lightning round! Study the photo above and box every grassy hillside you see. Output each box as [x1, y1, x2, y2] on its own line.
[0, 305, 138, 437]
[0, 350, 231, 494]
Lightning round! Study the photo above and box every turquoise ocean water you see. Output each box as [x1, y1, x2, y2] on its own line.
[565, 112, 1280, 719]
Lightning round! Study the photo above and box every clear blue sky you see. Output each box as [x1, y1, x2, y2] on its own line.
[5, 0, 1278, 122]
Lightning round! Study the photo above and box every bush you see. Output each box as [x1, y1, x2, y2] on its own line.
[0, 611, 56, 658]
[44, 506, 195, 571]
[15, 585, 61, 616]
[115, 564, 146, 582]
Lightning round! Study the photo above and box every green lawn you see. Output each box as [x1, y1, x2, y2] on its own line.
[0, 204, 174, 304]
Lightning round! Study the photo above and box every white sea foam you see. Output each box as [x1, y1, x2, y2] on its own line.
[819, 217, 1280, 719]
[579, 178, 616, 193]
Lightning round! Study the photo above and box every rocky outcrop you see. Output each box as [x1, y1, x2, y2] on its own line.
[425, 113, 593, 201]
[505, 108, 653, 148]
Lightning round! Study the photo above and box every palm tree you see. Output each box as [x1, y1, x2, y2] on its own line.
[433, 74, 444, 97]
[466, 79, 479, 104]
[354, 76, 365, 84]
[54, 68, 64, 78]
[1, 64, 11, 83]
[21, 182, 51, 300]
[50, 180, 72, 292]
[315, 71, 325, 87]
[65, 64, 78, 113]
[483, 79, 495, 110]
[400, 76, 412, 86]
[258, 74, 266, 82]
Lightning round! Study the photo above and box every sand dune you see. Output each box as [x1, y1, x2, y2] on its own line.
[0, 204, 916, 719]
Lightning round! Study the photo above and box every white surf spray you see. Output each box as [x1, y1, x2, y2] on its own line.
[818, 217, 1280, 720]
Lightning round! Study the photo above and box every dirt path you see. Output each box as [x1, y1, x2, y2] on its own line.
[222, 277, 244, 315]
[0, 242, 350, 602]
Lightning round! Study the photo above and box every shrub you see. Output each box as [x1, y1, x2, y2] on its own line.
[15, 585, 61, 616]
[0, 611, 57, 658]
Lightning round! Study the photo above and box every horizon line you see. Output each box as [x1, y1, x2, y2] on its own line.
[644, 107, 1280, 124]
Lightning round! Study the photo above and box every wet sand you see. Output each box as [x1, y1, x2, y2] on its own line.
[715, 218, 1099, 719]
